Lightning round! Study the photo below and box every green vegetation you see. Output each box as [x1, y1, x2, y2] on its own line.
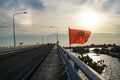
[78, 49, 107, 74]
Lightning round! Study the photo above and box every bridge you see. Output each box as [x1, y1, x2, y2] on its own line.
[0, 44, 105, 80]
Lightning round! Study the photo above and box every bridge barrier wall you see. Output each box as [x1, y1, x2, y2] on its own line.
[0, 44, 44, 54]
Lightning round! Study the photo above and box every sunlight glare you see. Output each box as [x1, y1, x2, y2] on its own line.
[22, 19, 31, 25]
[20, 14, 32, 25]
[77, 11, 101, 30]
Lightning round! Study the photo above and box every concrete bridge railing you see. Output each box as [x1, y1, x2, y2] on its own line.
[58, 45, 105, 80]
[0, 44, 43, 54]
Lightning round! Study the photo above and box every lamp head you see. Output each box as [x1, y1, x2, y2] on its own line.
[24, 12, 27, 14]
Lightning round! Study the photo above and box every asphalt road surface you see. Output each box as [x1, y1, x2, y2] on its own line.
[0, 44, 54, 80]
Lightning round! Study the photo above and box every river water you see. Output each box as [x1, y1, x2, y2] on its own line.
[66, 49, 120, 80]
[86, 52, 120, 80]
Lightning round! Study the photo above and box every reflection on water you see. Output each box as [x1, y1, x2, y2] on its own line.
[66, 49, 120, 80]
[100, 55, 120, 80]
[85, 53, 101, 62]
[86, 52, 120, 80]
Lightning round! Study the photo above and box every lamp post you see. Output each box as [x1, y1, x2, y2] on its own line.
[42, 34, 44, 44]
[44, 32, 48, 44]
[13, 12, 27, 47]
[50, 26, 58, 44]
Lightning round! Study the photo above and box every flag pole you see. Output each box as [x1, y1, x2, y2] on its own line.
[68, 27, 71, 52]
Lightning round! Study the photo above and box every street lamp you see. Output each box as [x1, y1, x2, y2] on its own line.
[13, 12, 27, 47]
[41, 34, 44, 44]
[50, 26, 58, 44]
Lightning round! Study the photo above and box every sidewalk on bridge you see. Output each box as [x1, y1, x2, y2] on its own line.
[30, 45, 67, 80]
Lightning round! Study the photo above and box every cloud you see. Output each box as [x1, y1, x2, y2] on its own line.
[0, 0, 45, 11]
[1, 0, 120, 46]
[114, 25, 120, 32]
[23, 0, 45, 10]
[101, 0, 120, 11]
[0, 0, 120, 36]
[0, 24, 10, 28]
[115, 25, 120, 29]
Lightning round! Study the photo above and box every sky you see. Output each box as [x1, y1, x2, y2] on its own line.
[0, 0, 120, 47]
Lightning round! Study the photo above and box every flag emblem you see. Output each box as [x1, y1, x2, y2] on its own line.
[69, 28, 91, 44]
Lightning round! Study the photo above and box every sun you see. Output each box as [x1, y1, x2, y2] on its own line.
[77, 11, 101, 29]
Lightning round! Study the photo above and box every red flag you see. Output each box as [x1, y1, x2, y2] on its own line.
[69, 28, 91, 44]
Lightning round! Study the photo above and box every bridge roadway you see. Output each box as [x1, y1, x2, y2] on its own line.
[0, 44, 66, 80]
